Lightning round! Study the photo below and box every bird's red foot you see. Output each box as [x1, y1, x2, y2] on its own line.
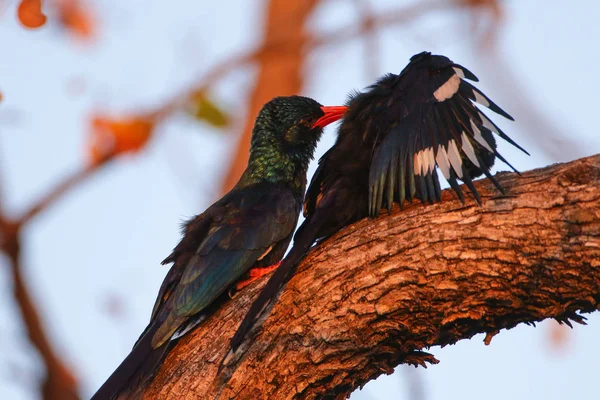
[235, 262, 281, 291]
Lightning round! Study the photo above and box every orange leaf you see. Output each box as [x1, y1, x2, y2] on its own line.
[88, 116, 154, 165]
[57, 0, 94, 39]
[459, 0, 502, 19]
[0, 92, 3, 102]
[17, 0, 47, 29]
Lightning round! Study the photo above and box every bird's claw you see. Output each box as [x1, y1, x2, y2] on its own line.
[234, 262, 281, 291]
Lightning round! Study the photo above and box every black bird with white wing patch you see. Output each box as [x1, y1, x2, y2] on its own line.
[226, 51, 527, 360]
[368, 51, 528, 215]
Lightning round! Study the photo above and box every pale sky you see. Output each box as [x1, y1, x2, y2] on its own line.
[0, 1, 598, 399]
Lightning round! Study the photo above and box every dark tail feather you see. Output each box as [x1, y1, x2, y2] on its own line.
[227, 211, 328, 357]
[91, 322, 167, 400]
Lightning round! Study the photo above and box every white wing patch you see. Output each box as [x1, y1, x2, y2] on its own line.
[434, 74, 461, 102]
[478, 111, 497, 134]
[414, 148, 436, 175]
[427, 147, 436, 174]
[461, 132, 480, 167]
[473, 91, 490, 107]
[421, 149, 428, 174]
[470, 120, 494, 153]
[452, 67, 465, 79]
[436, 145, 451, 179]
[413, 151, 422, 175]
[448, 139, 463, 178]
[414, 150, 424, 175]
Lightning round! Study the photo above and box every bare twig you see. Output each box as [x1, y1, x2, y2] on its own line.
[145, 0, 454, 127]
[0, 151, 106, 400]
[19, 163, 97, 225]
[351, 0, 380, 80]
[6, 235, 79, 400]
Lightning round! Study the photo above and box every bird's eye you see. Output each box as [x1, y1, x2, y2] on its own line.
[299, 118, 314, 128]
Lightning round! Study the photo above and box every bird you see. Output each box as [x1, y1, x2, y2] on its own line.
[225, 51, 527, 359]
[90, 95, 346, 399]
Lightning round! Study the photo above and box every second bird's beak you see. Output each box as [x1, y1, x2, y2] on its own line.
[312, 106, 348, 129]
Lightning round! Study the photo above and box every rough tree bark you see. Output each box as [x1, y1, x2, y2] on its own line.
[133, 154, 600, 399]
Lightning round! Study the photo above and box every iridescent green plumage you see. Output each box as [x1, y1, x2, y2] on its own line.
[92, 96, 342, 399]
[243, 96, 324, 194]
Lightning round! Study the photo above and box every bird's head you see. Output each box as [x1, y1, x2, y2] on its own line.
[254, 96, 346, 147]
[246, 96, 346, 189]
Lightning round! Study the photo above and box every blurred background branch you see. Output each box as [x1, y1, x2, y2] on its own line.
[1, 0, 595, 399]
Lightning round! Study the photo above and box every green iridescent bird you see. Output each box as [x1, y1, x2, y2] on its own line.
[91, 96, 346, 399]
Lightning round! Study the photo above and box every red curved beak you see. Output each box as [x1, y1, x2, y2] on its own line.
[312, 106, 348, 129]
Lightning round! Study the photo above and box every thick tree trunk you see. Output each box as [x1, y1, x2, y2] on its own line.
[136, 154, 600, 399]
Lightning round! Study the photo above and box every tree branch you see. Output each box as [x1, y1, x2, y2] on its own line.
[133, 154, 600, 399]
[19, 164, 97, 225]
[5, 233, 79, 400]
[220, 0, 318, 193]
[145, 0, 455, 128]
[0, 162, 103, 399]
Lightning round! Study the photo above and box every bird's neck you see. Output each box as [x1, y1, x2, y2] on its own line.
[235, 129, 315, 196]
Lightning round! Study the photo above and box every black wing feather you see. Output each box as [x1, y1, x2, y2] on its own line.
[452, 63, 479, 81]
[459, 80, 514, 121]
[460, 164, 482, 204]
[447, 169, 465, 204]
[366, 52, 525, 213]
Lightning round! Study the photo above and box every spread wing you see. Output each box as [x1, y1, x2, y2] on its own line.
[150, 183, 300, 347]
[367, 51, 527, 216]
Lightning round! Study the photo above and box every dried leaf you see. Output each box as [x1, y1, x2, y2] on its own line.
[188, 93, 229, 128]
[459, 0, 502, 14]
[17, 0, 47, 29]
[57, 0, 94, 39]
[88, 116, 154, 165]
